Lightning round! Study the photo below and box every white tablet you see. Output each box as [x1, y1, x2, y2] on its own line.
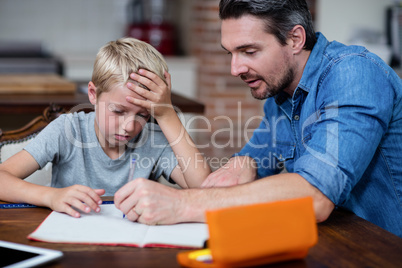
[0, 240, 63, 268]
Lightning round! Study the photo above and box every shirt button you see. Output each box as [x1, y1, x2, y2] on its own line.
[294, 115, 300, 121]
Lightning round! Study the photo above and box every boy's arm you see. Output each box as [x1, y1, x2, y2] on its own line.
[126, 70, 211, 188]
[0, 150, 41, 202]
[156, 109, 210, 188]
[0, 150, 104, 217]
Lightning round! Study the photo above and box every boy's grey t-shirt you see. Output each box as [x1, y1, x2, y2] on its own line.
[24, 112, 178, 196]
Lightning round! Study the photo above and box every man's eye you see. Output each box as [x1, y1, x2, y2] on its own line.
[113, 110, 124, 115]
[245, 50, 256, 55]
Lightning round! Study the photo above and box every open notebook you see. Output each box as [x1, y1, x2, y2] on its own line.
[28, 204, 209, 248]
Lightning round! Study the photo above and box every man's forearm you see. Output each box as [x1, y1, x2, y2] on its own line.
[179, 172, 334, 223]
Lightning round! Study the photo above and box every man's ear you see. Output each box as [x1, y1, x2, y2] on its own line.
[289, 25, 306, 55]
[88, 81, 97, 105]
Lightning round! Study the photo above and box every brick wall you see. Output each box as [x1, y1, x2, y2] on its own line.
[189, 0, 264, 169]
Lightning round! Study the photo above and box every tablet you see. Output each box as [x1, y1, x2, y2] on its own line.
[0, 240, 63, 268]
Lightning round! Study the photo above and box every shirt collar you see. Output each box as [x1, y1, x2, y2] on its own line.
[298, 32, 329, 93]
[274, 32, 329, 104]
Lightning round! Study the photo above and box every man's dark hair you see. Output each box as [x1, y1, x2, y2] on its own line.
[219, 0, 317, 50]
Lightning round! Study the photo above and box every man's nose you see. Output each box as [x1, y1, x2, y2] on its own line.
[231, 56, 247, 77]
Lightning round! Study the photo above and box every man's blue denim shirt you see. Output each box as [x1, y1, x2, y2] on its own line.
[236, 33, 402, 237]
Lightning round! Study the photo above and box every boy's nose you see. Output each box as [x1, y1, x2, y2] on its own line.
[123, 118, 136, 133]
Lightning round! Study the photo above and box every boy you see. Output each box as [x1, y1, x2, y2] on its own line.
[0, 37, 211, 218]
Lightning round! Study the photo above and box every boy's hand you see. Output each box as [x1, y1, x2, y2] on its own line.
[126, 69, 175, 120]
[47, 185, 105, 218]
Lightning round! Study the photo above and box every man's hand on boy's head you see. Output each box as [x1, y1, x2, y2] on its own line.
[126, 69, 176, 120]
[46, 185, 105, 218]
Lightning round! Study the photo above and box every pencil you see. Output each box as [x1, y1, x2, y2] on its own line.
[0, 201, 114, 209]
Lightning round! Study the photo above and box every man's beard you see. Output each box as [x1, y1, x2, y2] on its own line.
[245, 66, 295, 100]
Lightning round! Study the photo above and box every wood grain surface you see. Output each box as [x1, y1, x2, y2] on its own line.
[0, 74, 76, 94]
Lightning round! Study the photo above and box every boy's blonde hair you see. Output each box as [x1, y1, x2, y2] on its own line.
[92, 37, 168, 98]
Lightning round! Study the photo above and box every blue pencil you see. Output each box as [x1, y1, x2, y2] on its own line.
[0, 200, 114, 209]
[0, 203, 38, 209]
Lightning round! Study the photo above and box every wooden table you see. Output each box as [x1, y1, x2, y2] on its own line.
[0, 92, 205, 115]
[0, 203, 401, 268]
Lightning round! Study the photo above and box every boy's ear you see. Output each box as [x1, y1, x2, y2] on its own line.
[88, 81, 97, 105]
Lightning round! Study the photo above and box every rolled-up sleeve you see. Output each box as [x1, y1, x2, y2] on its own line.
[294, 55, 394, 205]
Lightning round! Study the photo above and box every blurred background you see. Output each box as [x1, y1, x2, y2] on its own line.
[0, 0, 401, 166]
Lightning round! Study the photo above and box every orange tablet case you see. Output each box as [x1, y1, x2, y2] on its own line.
[177, 197, 318, 267]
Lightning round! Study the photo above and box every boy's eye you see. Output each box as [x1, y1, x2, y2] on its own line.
[136, 113, 150, 119]
[108, 104, 125, 115]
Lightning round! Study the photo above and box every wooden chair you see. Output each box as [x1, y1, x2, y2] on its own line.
[0, 103, 65, 143]
[0, 103, 66, 185]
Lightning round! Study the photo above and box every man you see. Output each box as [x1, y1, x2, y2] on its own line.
[115, 0, 402, 237]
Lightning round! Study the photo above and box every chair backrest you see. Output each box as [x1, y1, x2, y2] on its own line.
[0, 104, 65, 186]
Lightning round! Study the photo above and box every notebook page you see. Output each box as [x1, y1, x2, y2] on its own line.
[28, 204, 209, 248]
[143, 223, 209, 248]
[29, 204, 148, 246]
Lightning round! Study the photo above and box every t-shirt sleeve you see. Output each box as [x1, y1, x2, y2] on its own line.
[139, 123, 179, 183]
[294, 56, 394, 205]
[151, 144, 178, 183]
[24, 115, 68, 169]
[24, 114, 78, 170]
